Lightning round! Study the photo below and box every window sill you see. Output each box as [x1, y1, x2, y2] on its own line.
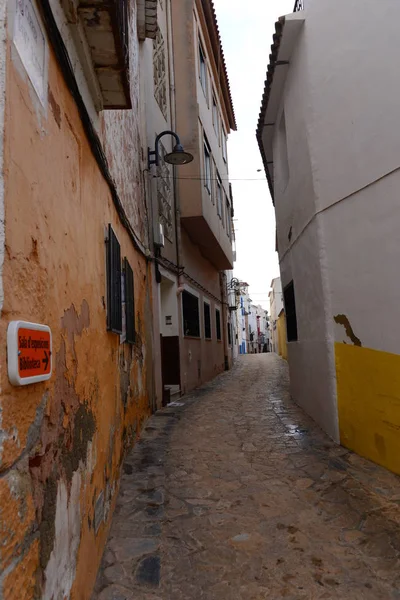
[205, 337, 212, 341]
[184, 335, 201, 340]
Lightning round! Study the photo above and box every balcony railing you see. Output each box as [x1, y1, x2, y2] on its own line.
[294, 0, 304, 11]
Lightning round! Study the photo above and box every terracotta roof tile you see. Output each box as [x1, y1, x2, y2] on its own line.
[202, 0, 237, 131]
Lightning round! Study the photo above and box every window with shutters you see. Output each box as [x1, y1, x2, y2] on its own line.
[204, 302, 211, 339]
[182, 291, 200, 337]
[216, 308, 221, 341]
[284, 280, 298, 342]
[124, 258, 135, 343]
[106, 224, 122, 334]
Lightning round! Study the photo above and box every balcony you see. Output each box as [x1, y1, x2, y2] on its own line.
[294, 0, 304, 11]
[76, 0, 131, 108]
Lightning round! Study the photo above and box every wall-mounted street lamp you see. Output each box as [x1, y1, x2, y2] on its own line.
[148, 130, 193, 168]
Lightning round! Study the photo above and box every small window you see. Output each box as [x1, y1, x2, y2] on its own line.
[204, 137, 211, 193]
[199, 42, 207, 97]
[216, 174, 223, 220]
[182, 290, 200, 337]
[227, 322, 232, 345]
[106, 224, 122, 334]
[216, 308, 221, 341]
[284, 280, 298, 342]
[212, 94, 219, 138]
[222, 129, 228, 162]
[124, 258, 135, 344]
[204, 302, 211, 339]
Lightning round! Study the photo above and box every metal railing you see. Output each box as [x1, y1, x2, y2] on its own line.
[294, 0, 304, 11]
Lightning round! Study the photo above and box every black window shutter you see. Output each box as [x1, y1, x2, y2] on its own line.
[106, 224, 122, 334]
[124, 258, 135, 344]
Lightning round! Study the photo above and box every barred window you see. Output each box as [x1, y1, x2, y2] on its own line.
[182, 291, 200, 337]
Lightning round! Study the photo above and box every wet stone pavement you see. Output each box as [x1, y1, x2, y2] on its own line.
[93, 354, 400, 600]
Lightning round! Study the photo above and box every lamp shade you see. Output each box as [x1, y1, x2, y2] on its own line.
[164, 144, 194, 165]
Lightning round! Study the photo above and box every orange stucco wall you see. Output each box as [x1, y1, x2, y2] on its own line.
[0, 33, 153, 600]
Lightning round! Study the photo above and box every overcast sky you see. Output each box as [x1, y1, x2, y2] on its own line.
[214, 0, 294, 309]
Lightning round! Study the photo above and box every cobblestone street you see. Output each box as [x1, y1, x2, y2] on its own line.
[94, 354, 400, 600]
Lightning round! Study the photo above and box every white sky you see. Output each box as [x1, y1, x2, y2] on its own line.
[214, 0, 294, 309]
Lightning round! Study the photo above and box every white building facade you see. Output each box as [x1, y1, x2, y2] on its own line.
[257, 0, 400, 475]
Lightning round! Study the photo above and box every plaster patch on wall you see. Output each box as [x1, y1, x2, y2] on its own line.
[42, 472, 81, 600]
[334, 314, 362, 347]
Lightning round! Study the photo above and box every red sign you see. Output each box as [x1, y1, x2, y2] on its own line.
[7, 321, 52, 386]
[18, 328, 51, 378]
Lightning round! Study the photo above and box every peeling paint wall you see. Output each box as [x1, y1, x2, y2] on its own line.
[0, 2, 153, 598]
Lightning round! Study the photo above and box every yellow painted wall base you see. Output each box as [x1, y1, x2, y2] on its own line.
[336, 342, 400, 475]
[277, 313, 288, 360]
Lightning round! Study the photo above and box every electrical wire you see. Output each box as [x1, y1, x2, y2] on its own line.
[151, 176, 266, 182]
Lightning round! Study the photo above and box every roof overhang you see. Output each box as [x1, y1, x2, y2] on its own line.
[256, 13, 305, 203]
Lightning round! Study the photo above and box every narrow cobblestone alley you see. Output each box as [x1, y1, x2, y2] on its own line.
[94, 355, 400, 600]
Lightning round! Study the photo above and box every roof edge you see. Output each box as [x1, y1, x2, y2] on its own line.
[255, 16, 286, 203]
[200, 0, 237, 131]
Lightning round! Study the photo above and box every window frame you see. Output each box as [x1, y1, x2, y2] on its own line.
[222, 127, 228, 162]
[182, 290, 201, 338]
[199, 41, 207, 99]
[212, 92, 219, 139]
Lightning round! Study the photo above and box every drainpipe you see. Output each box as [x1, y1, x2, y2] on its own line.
[166, 0, 184, 289]
[220, 272, 230, 371]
